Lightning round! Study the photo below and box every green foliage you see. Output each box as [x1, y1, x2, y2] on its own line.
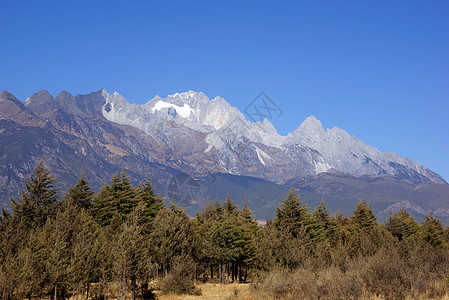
[311, 200, 335, 242]
[135, 178, 163, 224]
[2, 162, 449, 300]
[203, 217, 245, 264]
[352, 199, 377, 231]
[385, 209, 420, 241]
[421, 213, 445, 248]
[223, 193, 238, 216]
[150, 205, 195, 272]
[64, 174, 94, 210]
[10, 160, 59, 228]
[274, 187, 312, 238]
[93, 171, 138, 226]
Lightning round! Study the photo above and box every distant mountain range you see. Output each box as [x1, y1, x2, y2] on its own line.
[1, 89, 448, 222]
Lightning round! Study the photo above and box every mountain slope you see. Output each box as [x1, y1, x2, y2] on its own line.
[0, 89, 447, 221]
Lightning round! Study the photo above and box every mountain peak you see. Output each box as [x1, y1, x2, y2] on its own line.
[24, 89, 55, 109]
[296, 115, 324, 135]
[0, 90, 24, 108]
[302, 115, 321, 125]
[0, 90, 17, 100]
[100, 88, 111, 97]
[56, 90, 73, 98]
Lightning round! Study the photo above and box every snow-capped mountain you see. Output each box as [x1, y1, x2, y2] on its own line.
[98, 89, 446, 184]
[1, 88, 448, 221]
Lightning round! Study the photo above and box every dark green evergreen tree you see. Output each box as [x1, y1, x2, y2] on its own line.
[236, 200, 258, 281]
[311, 200, 334, 242]
[93, 171, 137, 226]
[65, 174, 94, 211]
[135, 178, 163, 224]
[352, 199, 377, 231]
[385, 209, 419, 241]
[112, 203, 149, 300]
[10, 160, 59, 227]
[202, 216, 245, 283]
[223, 194, 237, 216]
[274, 187, 311, 238]
[421, 213, 444, 248]
[150, 205, 195, 275]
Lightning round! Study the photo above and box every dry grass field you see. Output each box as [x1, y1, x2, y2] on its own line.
[154, 282, 449, 300]
[154, 283, 449, 300]
[154, 283, 262, 300]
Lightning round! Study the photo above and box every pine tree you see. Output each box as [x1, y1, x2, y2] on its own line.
[11, 160, 59, 227]
[224, 194, 237, 216]
[385, 209, 419, 241]
[67, 206, 101, 299]
[274, 187, 311, 237]
[135, 178, 163, 224]
[311, 200, 334, 242]
[150, 206, 194, 275]
[421, 213, 444, 248]
[196, 200, 223, 223]
[65, 174, 94, 211]
[111, 203, 149, 300]
[37, 202, 84, 299]
[93, 171, 137, 226]
[352, 199, 377, 231]
[202, 216, 245, 283]
[237, 200, 258, 281]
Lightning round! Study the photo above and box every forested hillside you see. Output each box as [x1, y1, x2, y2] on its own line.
[1, 161, 449, 299]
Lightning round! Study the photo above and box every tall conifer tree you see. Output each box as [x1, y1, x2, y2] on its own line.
[65, 174, 94, 211]
[274, 187, 311, 237]
[10, 160, 59, 228]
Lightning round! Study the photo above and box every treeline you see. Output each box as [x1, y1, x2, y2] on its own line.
[1, 162, 449, 299]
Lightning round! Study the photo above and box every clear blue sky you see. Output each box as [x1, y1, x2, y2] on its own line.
[1, 0, 448, 181]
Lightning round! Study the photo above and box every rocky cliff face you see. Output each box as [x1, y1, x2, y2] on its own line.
[89, 89, 446, 184]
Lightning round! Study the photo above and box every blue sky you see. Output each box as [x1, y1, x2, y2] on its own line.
[1, 0, 448, 181]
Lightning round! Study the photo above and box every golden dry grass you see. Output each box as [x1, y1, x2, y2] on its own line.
[154, 281, 449, 300]
[154, 282, 266, 300]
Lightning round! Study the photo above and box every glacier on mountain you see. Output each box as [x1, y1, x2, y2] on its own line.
[152, 101, 193, 118]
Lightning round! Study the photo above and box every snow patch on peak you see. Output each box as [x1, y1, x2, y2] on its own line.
[151, 101, 193, 118]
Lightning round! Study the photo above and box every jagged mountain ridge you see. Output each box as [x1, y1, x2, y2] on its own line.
[97, 89, 445, 184]
[0, 88, 447, 220]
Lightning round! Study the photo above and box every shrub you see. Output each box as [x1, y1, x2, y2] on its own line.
[252, 267, 363, 300]
[159, 256, 201, 295]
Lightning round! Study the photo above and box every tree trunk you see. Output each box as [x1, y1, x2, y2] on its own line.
[233, 263, 237, 282]
[239, 264, 243, 282]
[86, 283, 89, 300]
[131, 277, 136, 300]
[53, 285, 57, 300]
[122, 276, 126, 300]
